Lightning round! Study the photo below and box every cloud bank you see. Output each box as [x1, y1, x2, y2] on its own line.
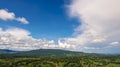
[0, 27, 75, 51]
[0, 27, 54, 51]
[62, 0, 120, 53]
[0, 9, 29, 24]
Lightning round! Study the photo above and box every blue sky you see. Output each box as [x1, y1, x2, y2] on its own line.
[0, 0, 120, 54]
[0, 0, 79, 40]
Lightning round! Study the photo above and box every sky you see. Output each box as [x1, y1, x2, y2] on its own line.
[0, 0, 120, 54]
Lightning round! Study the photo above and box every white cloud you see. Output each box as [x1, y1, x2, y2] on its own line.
[0, 27, 49, 51]
[110, 42, 119, 46]
[58, 39, 76, 49]
[16, 17, 29, 24]
[0, 9, 15, 20]
[62, 0, 120, 53]
[0, 27, 77, 51]
[0, 9, 29, 24]
[84, 47, 100, 50]
[6, 27, 30, 38]
[0, 27, 76, 51]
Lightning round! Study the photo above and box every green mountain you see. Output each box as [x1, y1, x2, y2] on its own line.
[17, 49, 82, 56]
[0, 49, 119, 58]
[0, 49, 83, 58]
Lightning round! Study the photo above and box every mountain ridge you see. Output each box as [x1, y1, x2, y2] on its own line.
[0, 49, 84, 58]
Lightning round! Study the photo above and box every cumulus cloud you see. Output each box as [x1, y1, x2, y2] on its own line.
[0, 9, 29, 24]
[0, 27, 76, 51]
[0, 27, 53, 51]
[0, 9, 15, 20]
[61, 0, 120, 53]
[16, 17, 29, 24]
[110, 42, 119, 46]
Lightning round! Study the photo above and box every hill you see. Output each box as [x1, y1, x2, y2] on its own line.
[0, 49, 119, 58]
[17, 49, 82, 56]
[0, 49, 83, 58]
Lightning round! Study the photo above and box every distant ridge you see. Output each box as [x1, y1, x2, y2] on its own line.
[0, 49, 83, 57]
[0, 49, 19, 54]
[0, 49, 120, 59]
[17, 49, 83, 56]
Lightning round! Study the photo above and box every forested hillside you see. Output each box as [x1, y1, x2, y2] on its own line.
[0, 49, 120, 67]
